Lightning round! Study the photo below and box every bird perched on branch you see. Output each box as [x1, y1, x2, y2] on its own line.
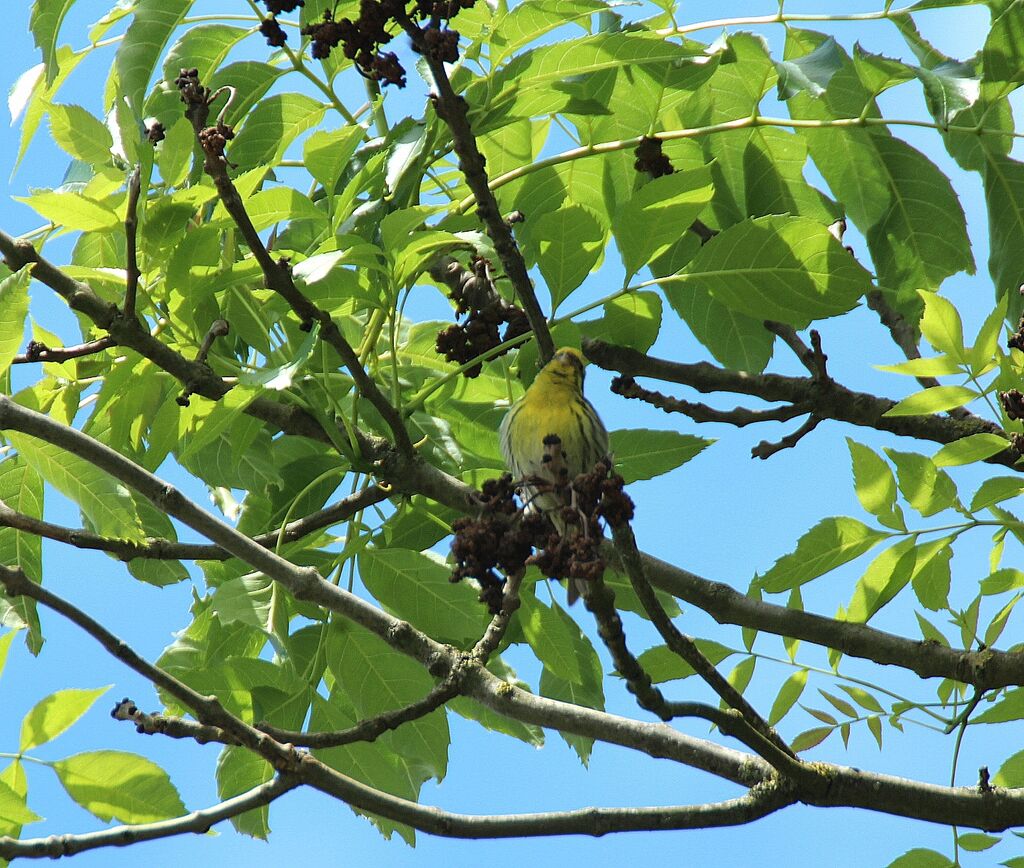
[499, 346, 610, 602]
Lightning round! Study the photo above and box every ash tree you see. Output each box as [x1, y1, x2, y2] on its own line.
[1, 0, 1023, 865]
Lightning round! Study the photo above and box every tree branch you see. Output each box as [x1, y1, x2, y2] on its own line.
[0, 485, 388, 561]
[0, 229, 329, 445]
[0, 776, 299, 860]
[585, 339, 1012, 466]
[400, 20, 555, 363]
[611, 375, 812, 426]
[629, 546, 1024, 689]
[12, 337, 114, 365]
[123, 166, 142, 320]
[607, 521, 806, 778]
[180, 76, 415, 456]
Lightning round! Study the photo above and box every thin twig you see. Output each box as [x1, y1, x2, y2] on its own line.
[605, 522, 800, 767]
[764, 321, 817, 373]
[0, 485, 389, 561]
[580, 573, 672, 721]
[123, 166, 142, 320]
[586, 339, 1012, 465]
[612, 375, 811, 426]
[0, 776, 298, 860]
[473, 568, 524, 661]
[400, 17, 554, 363]
[12, 337, 114, 364]
[257, 679, 460, 748]
[751, 415, 822, 460]
[178, 75, 415, 455]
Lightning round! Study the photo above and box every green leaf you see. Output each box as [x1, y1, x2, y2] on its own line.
[906, 537, 953, 611]
[791, 726, 832, 752]
[968, 293, 1008, 373]
[489, 0, 608, 64]
[975, 687, 1024, 723]
[883, 385, 977, 417]
[919, 292, 966, 360]
[359, 548, 488, 646]
[304, 126, 364, 193]
[775, 36, 843, 98]
[666, 215, 871, 328]
[7, 430, 144, 542]
[837, 684, 885, 713]
[161, 23, 249, 86]
[0, 271, 30, 380]
[663, 278, 775, 372]
[609, 429, 713, 484]
[216, 746, 272, 839]
[519, 589, 584, 683]
[538, 609, 604, 764]
[243, 188, 326, 231]
[957, 833, 1000, 852]
[53, 750, 186, 823]
[0, 774, 40, 827]
[768, 669, 808, 725]
[886, 848, 954, 868]
[20, 686, 109, 751]
[915, 611, 950, 646]
[994, 747, 1024, 786]
[760, 517, 890, 593]
[637, 640, 735, 683]
[847, 439, 897, 520]
[536, 205, 605, 309]
[15, 190, 120, 231]
[471, 33, 699, 129]
[326, 622, 449, 780]
[29, 0, 77, 86]
[229, 93, 327, 170]
[116, 0, 194, 115]
[819, 689, 857, 718]
[47, 103, 112, 165]
[886, 449, 958, 517]
[612, 166, 714, 277]
[845, 536, 917, 623]
[985, 154, 1024, 302]
[875, 355, 965, 377]
[579, 291, 662, 354]
[933, 434, 1009, 466]
[984, 1, 1024, 87]
[980, 568, 1024, 596]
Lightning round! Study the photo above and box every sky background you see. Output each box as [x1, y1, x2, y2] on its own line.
[0, 1, 1019, 866]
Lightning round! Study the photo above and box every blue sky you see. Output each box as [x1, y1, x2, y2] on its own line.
[0, 2, 1017, 866]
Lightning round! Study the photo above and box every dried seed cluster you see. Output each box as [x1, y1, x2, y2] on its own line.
[259, 0, 475, 88]
[633, 136, 674, 178]
[434, 258, 529, 378]
[450, 455, 633, 613]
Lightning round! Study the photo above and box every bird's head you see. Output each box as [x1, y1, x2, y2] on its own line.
[536, 346, 587, 392]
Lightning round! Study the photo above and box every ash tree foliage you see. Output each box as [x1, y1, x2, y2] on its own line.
[5, 0, 1024, 864]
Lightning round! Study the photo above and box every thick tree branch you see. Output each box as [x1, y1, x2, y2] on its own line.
[629, 546, 1024, 689]
[585, 339, 1012, 466]
[0, 776, 299, 860]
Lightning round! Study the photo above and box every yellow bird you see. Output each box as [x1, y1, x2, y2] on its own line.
[500, 347, 610, 598]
